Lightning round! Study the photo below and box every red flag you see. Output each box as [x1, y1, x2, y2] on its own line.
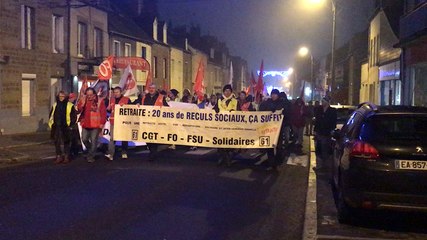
[193, 59, 205, 99]
[79, 75, 88, 97]
[245, 85, 250, 95]
[98, 56, 114, 80]
[145, 69, 153, 91]
[255, 61, 264, 103]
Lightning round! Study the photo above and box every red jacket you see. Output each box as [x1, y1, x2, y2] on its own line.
[77, 97, 107, 129]
[108, 96, 130, 125]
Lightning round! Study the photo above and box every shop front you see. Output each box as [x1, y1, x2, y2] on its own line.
[379, 61, 401, 105]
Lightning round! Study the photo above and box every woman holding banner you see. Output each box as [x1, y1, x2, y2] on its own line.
[213, 84, 238, 167]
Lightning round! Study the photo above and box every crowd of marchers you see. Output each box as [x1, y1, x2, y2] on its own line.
[49, 83, 337, 172]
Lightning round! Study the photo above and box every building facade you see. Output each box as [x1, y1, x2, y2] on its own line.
[398, 1, 427, 106]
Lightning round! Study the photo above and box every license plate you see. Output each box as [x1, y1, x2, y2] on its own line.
[395, 160, 427, 170]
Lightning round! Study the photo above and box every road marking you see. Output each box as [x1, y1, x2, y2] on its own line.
[303, 136, 317, 240]
[42, 155, 57, 160]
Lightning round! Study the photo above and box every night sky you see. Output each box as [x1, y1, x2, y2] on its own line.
[158, 0, 375, 72]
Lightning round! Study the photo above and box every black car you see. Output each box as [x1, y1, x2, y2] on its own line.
[332, 103, 427, 223]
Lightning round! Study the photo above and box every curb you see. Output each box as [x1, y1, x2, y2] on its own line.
[302, 136, 317, 240]
[0, 140, 51, 150]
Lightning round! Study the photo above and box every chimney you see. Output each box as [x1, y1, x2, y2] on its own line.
[163, 23, 168, 44]
[153, 18, 158, 41]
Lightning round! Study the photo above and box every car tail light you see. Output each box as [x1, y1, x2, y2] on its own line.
[350, 140, 379, 159]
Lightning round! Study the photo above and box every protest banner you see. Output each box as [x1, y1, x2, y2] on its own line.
[113, 105, 284, 149]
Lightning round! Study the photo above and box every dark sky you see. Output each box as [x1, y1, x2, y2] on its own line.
[158, 0, 375, 71]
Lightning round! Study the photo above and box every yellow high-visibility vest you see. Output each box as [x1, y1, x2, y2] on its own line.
[48, 102, 73, 128]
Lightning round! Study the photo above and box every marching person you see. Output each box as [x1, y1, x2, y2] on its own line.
[49, 91, 77, 164]
[213, 84, 238, 167]
[291, 97, 306, 149]
[140, 84, 169, 161]
[259, 89, 286, 171]
[313, 96, 337, 171]
[168, 89, 180, 102]
[237, 91, 255, 111]
[105, 86, 131, 161]
[279, 92, 292, 146]
[205, 94, 218, 109]
[77, 87, 107, 163]
[68, 92, 82, 158]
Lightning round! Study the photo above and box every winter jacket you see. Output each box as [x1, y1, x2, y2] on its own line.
[142, 93, 169, 106]
[315, 106, 337, 136]
[213, 97, 237, 112]
[77, 96, 107, 129]
[108, 96, 131, 125]
[291, 101, 306, 128]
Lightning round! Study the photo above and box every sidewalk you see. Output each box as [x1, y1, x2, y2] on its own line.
[0, 131, 51, 164]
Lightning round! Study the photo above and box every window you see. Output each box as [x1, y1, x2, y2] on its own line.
[21, 5, 35, 49]
[52, 15, 64, 53]
[210, 48, 215, 59]
[93, 27, 103, 57]
[77, 22, 88, 57]
[113, 40, 121, 56]
[163, 58, 167, 78]
[153, 56, 158, 78]
[21, 74, 35, 117]
[141, 46, 147, 59]
[124, 43, 131, 57]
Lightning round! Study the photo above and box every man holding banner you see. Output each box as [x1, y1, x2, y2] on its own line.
[105, 86, 131, 161]
[141, 84, 169, 161]
[214, 84, 238, 167]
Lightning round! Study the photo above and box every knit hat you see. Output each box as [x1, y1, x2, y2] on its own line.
[271, 89, 280, 96]
[170, 89, 179, 96]
[223, 84, 233, 92]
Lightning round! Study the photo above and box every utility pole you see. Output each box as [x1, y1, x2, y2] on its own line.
[65, 0, 72, 93]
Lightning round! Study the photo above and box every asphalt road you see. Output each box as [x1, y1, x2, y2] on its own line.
[0, 144, 309, 240]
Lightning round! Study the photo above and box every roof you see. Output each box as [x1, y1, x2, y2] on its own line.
[108, 13, 152, 43]
[382, 3, 404, 37]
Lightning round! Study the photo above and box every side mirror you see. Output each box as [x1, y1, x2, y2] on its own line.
[332, 129, 341, 140]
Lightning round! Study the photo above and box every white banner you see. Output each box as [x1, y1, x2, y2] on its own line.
[113, 105, 283, 149]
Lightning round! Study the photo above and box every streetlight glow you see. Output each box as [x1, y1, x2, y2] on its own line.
[288, 67, 294, 75]
[298, 47, 309, 57]
[306, 0, 325, 5]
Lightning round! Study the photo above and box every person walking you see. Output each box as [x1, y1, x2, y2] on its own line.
[77, 87, 107, 163]
[105, 86, 131, 161]
[68, 92, 82, 158]
[279, 92, 292, 146]
[291, 98, 306, 149]
[49, 91, 77, 164]
[214, 84, 238, 167]
[237, 91, 255, 111]
[313, 96, 337, 171]
[305, 101, 315, 135]
[140, 84, 169, 161]
[259, 89, 286, 171]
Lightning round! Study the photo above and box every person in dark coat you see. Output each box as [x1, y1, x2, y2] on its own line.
[49, 91, 77, 164]
[259, 89, 286, 171]
[138, 84, 168, 161]
[279, 92, 292, 146]
[314, 96, 337, 171]
[291, 98, 306, 147]
[68, 93, 82, 158]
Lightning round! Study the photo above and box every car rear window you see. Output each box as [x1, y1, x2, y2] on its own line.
[360, 114, 427, 143]
[336, 108, 355, 124]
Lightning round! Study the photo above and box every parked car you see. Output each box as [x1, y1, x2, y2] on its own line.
[330, 104, 356, 130]
[332, 103, 427, 223]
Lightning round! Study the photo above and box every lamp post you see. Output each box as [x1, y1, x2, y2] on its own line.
[303, 0, 336, 97]
[298, 47, 314, 101]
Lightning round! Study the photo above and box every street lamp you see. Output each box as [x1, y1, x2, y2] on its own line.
[303, 0, 336, 96]
[298, 46, 314, 100]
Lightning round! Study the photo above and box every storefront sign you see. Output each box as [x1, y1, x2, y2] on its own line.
[379, 61, 400, 81]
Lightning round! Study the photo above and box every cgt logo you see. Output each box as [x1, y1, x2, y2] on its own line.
[132, 130, 139, 140]
[416, 146, 423, 153]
